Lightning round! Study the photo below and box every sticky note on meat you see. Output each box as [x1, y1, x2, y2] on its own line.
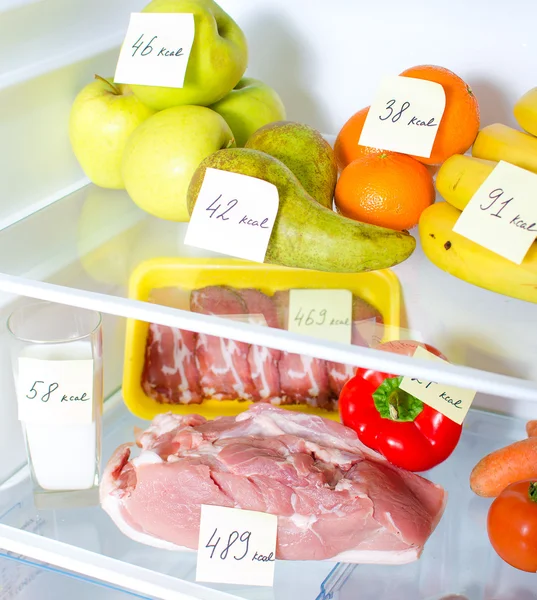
[196, 505, 277, 587]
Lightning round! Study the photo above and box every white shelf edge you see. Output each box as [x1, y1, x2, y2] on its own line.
[0, 525, 240, 600]
[0, 177, 89, 233]
[0, 31, 121, 91]
[0, 272, 535, 403]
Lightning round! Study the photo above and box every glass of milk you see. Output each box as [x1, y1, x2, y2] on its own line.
[7, 301, 103, 504]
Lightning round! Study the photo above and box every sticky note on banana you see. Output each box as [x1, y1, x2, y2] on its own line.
[453, 160, 537, 264]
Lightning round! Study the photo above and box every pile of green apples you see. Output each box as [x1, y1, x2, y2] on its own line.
[69, 0, 286, 222]
[70, 0, 419, 273]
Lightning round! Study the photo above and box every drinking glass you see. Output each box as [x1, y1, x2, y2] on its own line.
[7, 301, 103, 505]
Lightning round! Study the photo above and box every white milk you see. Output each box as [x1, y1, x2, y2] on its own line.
[20, 341, 101, 491]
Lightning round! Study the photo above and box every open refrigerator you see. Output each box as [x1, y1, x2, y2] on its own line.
[0, 0, 536, 598]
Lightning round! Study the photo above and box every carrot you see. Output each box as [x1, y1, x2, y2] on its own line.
[527, 420, 537, 438]
[470, 437, 537, 497]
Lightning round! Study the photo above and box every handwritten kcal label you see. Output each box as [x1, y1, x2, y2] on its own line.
[184, 168, 279, 262]
[399, 346, 476, 424]
[196, 505, 277, 587]
[359, 75, 446, 158]
[17, 358, 94, 425]
[114, 13, 195, 88]
[288, 289, 352, 344]
[453, 161, 537, 264]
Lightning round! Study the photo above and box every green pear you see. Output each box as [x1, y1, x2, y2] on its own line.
[209, 77, 286, 147]
[245, 121, 337, 210]
[130, 0, 248, 110]
[69, 76, 156, 189]
[122, 105, 235, 221]
[187, 149, 416, 272]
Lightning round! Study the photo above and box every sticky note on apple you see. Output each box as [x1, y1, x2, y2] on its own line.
[115, 13, 195, 88]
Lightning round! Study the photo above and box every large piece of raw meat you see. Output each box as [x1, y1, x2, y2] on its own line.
[101, 405, 446, 563]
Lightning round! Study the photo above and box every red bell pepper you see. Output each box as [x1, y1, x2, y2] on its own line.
[339, 341, 463, 472]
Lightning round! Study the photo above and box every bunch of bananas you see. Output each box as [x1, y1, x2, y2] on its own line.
[419, 88, 537, 304]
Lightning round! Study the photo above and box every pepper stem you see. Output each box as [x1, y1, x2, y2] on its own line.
[529, 482, 537, 503]
[372, 376, 424, 422]
[94, 74, 121, 95]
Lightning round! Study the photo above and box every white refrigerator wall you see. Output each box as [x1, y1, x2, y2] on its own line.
[219, 0, 534, 133]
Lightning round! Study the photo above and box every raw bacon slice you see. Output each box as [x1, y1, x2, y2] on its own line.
[236, 288, 281, 402]
[101, 405, 447, 563]
[191, 286, 256, 400]
[141, 323, 202, 404]
[273, 290, 333, 408]
[327, 296, 385, 397]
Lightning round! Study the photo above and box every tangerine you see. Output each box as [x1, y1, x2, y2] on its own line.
[401, 64, 480, 165]
[334, 106, 395, 171]
[334, 153, 435, 231]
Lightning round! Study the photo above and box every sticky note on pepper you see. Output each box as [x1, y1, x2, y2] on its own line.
[399, 346, 476, 424]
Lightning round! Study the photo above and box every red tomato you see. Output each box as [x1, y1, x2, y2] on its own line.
[487, 480, 537, 572]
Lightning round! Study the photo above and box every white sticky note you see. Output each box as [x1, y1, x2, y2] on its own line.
[114, 13, 195, 88]
[196, 505, 278, 587]
[453, 161, 537, 264]
[17, 359, 94, 425]
[288, 289, 352, 344]
[184, 168, 279, 263]
[399, 346, 476, 425]
[359, 75, 446, 158]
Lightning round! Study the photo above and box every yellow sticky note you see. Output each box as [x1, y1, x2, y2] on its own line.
[453, 161, 537, 264]
[359, 75, 446, 158]
[288, 289, 352, 344]
[399, 346, 476, 425]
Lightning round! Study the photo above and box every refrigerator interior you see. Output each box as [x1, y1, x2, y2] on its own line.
[0, 0, 536, 598]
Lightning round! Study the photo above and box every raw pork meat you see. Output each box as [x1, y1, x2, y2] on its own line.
[101, 405, 446, 563]
[141, 323, 202, 404]
[236, 289, 281, 402]
[190, 286, 256, 400]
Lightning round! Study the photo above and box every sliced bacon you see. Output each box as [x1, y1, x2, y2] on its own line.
[191, 286, 256, 400]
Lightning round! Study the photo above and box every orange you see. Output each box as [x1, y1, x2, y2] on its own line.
[334, 153, 435, 231]
[401, 64, 480, 165]
[334, 106, 395, 171]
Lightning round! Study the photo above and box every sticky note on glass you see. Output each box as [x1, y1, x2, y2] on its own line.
[359, 75, 446, 158]
[196, 505, 277, 587]
[399, 346, 476, 424]
[288, 289, 352, 344]
[114, 13, 195, 88]
[184, 168, 279, 262]
[17, 358, 94, 425]
[453, 161, 537, 264]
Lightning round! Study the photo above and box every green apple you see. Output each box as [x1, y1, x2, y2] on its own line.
[209, 77, 286, 147]
[121, 105, 235, 221]
[130, 0, 248, 110]
[69, 76, 156, 189]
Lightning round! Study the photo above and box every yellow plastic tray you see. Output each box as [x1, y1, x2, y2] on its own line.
[123, 258, 401, 422]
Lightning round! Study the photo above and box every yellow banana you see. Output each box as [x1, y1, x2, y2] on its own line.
[436, 155, 496, 211]
[514, 87, 537, 137]
[419, 202, 537, 304]
[472, 123, 537, 173]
